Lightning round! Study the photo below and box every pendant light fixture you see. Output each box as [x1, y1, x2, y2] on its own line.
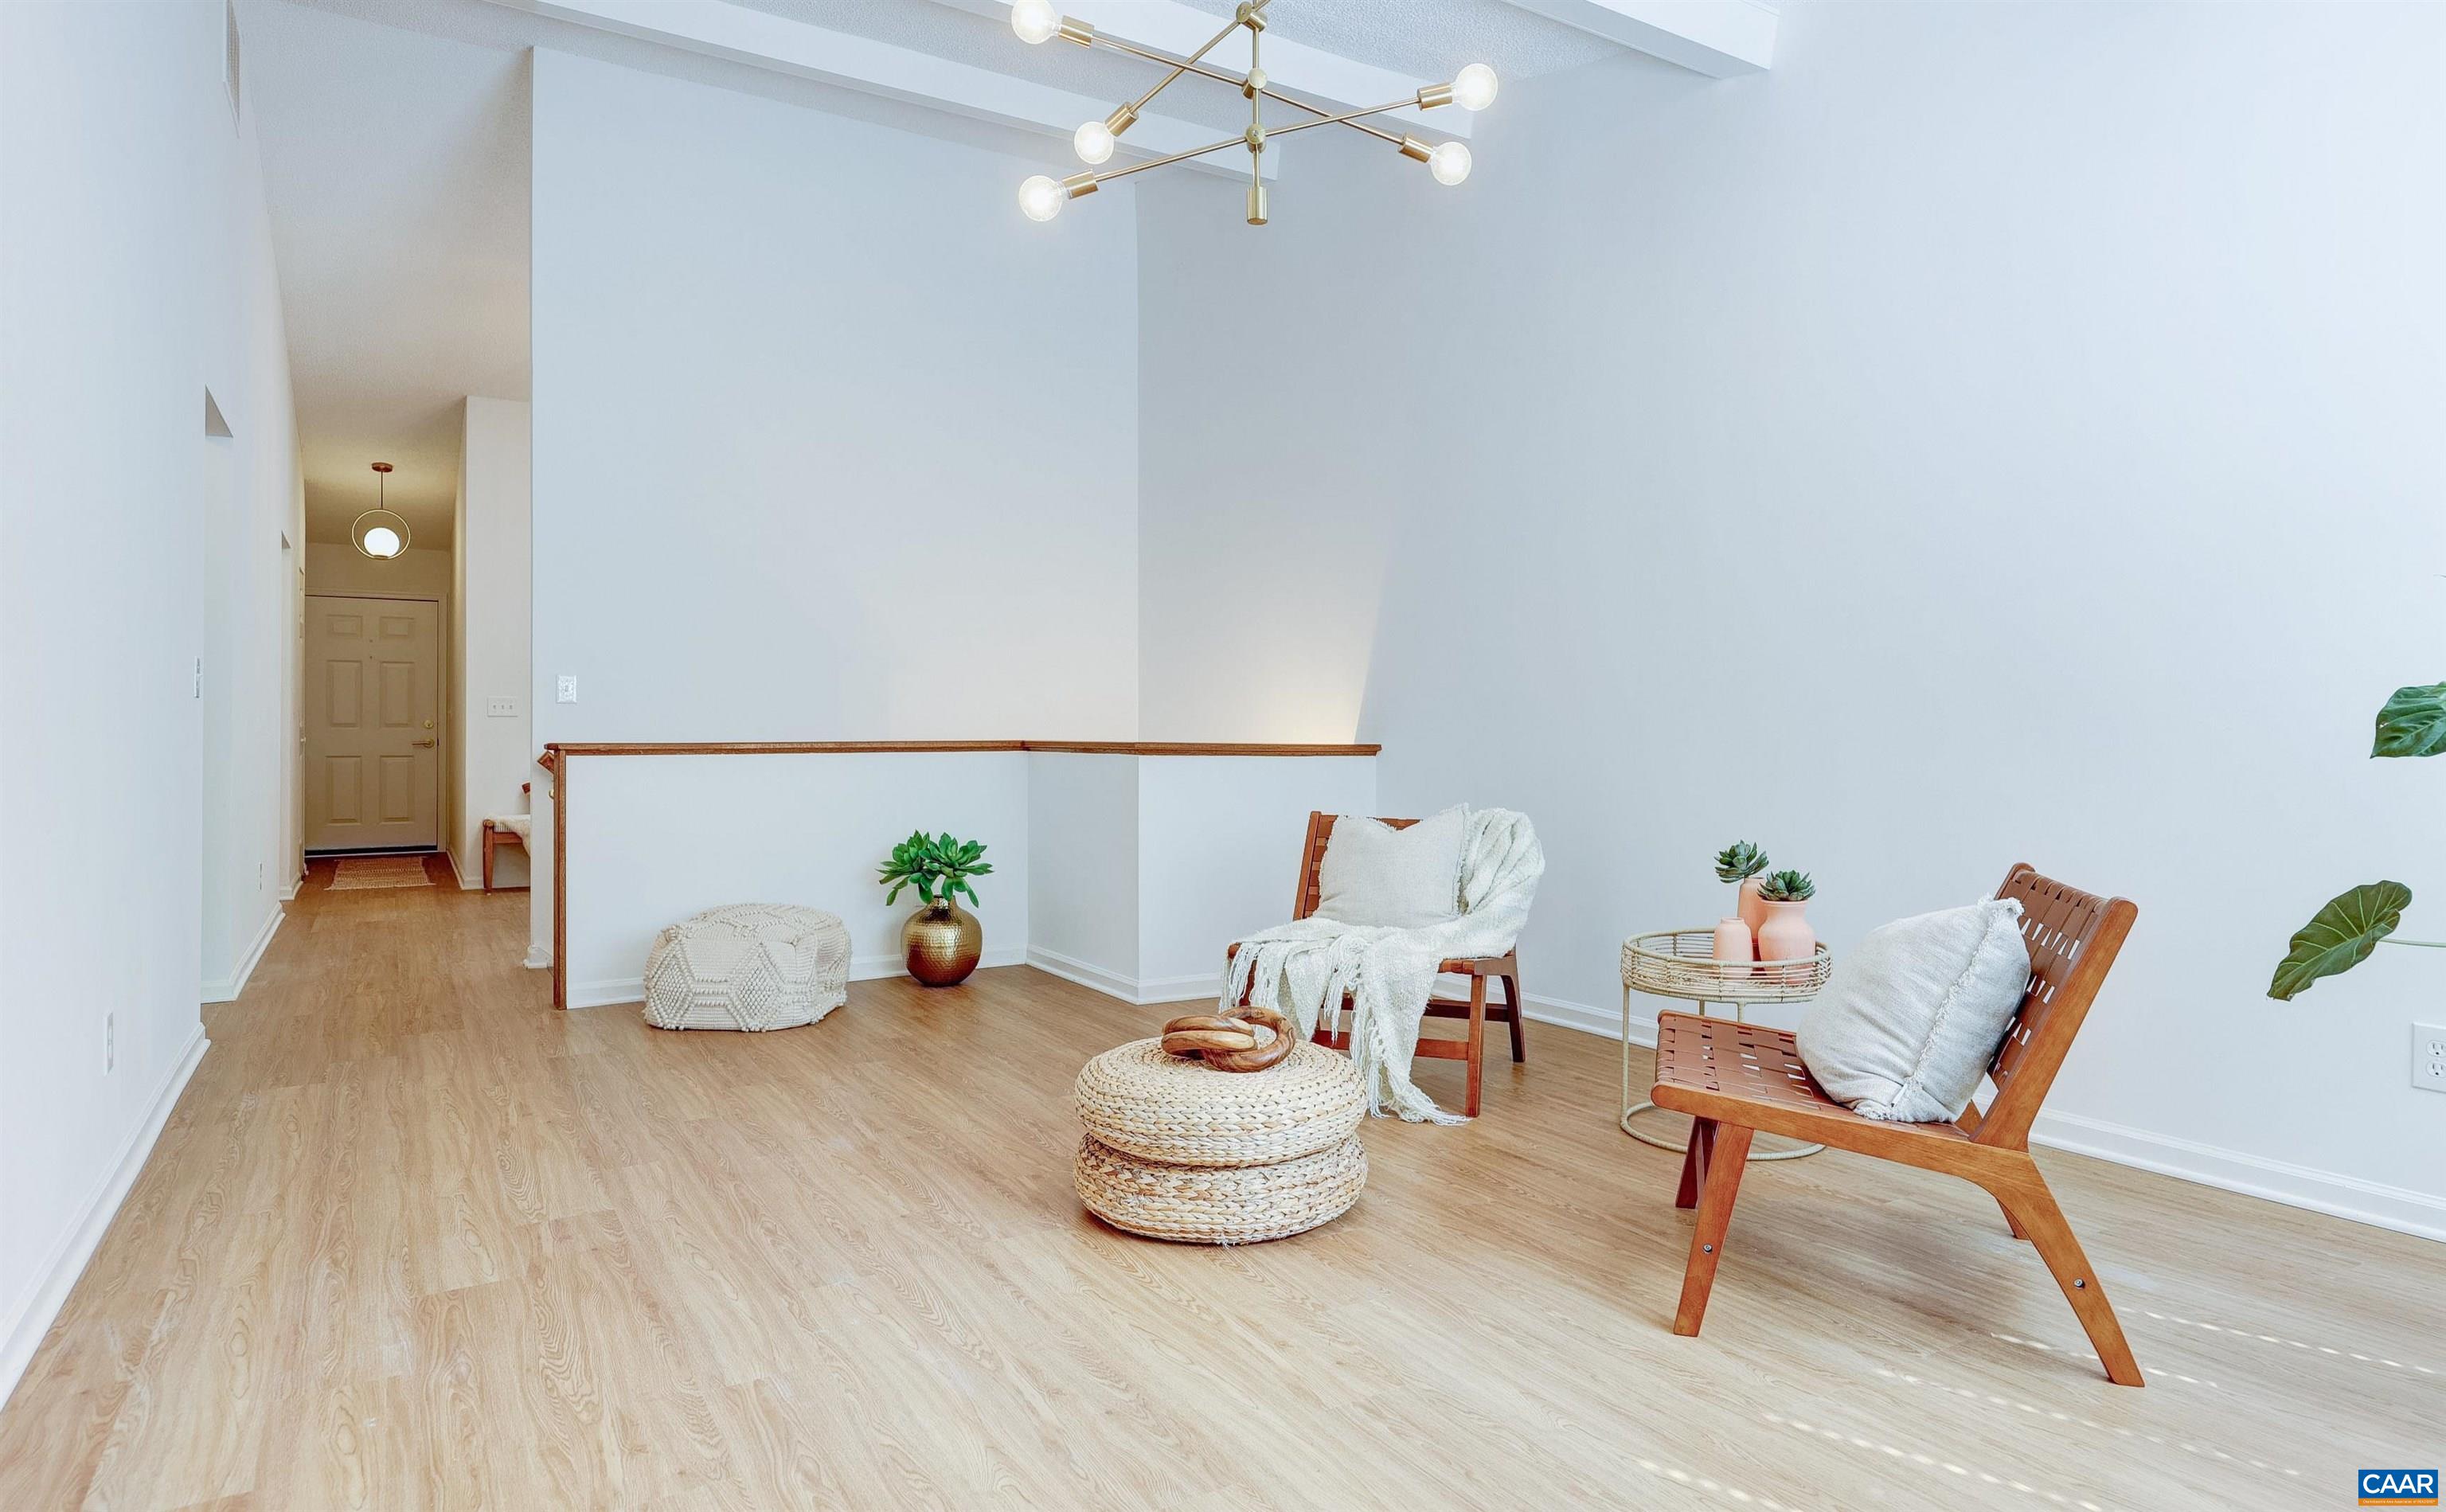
[1010, 0, 1495, 226]
[352, 462, 410, 560]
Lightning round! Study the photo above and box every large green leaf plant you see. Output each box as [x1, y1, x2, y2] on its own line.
[2268, 682, 2446, 998]
[879, 831, 992, 909]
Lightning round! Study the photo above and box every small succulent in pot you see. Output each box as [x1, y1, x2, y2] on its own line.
[1756, 869, 1815, 902]
[1754, 868, 1818, 963]
[1718, 841, 1773, 940]
[1713, 841, 1768, 885]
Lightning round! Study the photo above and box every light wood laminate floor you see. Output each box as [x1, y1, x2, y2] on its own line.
[2, 866, 2439, 1510]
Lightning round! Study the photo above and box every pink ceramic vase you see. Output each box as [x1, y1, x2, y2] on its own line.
[1737, 877, 1768, 943]
[1756, 900, 1816, 963]
[1711, 916, 1754, 971]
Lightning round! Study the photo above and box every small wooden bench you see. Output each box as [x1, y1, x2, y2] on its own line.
[481, 783, 532, 892]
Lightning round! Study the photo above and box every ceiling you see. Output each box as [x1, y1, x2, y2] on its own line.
[727, 0, 1620, 130]
[243, 0, 1762, 548]
[241, 0, 532, 546]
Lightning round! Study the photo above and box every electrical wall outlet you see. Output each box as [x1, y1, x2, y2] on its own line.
[486, 697, 518, 717]
[2416, 1022, 2446, 1094]
[556, 676, 577, 704]
[104, 1012, 115, 1074]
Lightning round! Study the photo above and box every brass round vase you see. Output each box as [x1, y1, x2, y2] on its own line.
[903, 899, 983, 987]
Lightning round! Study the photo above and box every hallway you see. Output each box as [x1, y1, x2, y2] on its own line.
[2, 877, 2440, 1510]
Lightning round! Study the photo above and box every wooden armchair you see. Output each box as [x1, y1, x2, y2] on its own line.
[1651, 863, 2144, 1385]
[1227, 811, 1525, 1117]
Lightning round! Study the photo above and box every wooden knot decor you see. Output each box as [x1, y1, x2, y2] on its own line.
[1159, 1007, 1294, 1072]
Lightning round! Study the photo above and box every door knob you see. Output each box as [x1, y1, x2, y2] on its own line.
[412, 738, 437, 748]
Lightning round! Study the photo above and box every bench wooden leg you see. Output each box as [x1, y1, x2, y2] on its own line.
[1673, 1123, 1753, 1335]
[1463, 974, 1487, 1117]
[1676, 1116, 1716, 1209]
[482, 824, 496, 892]
[1991, 1164, 2143, 1387]
[1502, 971, 1526, 1063]
[1999, 1197, 2029, 1239]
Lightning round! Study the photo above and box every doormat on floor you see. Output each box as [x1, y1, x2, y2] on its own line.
[328, 856, 436, 891]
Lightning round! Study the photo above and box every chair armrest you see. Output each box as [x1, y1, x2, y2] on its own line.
[1436, 954, 1517, 975]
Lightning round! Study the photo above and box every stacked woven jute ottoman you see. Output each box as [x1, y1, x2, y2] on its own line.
[1073, 1011, 1368, 1244]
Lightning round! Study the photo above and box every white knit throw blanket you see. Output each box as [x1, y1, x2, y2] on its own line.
[1223, 809, 1544, 1123]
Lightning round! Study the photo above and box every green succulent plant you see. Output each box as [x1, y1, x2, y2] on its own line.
[1713, 841, 1768, 885]
[2267, 680, 2444, 999]
[878, 830, 992, 908]
[1756, 869, 1815, 903]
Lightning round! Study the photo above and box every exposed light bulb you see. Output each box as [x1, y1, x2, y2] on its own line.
[1010, 0, 1060, 44]
[362, 525, 402, 558]
[1452, 63, 1498, 111]
[1018, 174, 1065, 221]
[1428, 140, 1472, 186]
[1073, 119, 1116, 165]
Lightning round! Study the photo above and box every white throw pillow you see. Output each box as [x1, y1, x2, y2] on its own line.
[1315, 807, 1466, 928]
[1795, 897, 2031, 1123]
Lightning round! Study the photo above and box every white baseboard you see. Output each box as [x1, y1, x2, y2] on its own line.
[565, 946, 1030, 1010]
[525, 944, 551, 971]
[1024, 947, 1217, 1007]
[200, 904, 283, 1005]
[1521, 989, 1647, 1045]
[1524, 990, 2445, 1244]
[1024, 945, 1136, 1002]
[2026, 1108, 2446, 1244]
[0, 1024, 209, 1406]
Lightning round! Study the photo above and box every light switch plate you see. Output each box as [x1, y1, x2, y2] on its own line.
[486, 697, 518, 717]
[556, 676, 577, 704]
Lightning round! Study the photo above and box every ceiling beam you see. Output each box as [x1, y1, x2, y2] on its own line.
[932, 0, 1463, 137]
[1504, 0, 1776, 76]
[480, 0, 1274, 178]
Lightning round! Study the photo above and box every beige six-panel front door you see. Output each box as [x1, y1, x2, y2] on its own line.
[304, 595, 440, 850]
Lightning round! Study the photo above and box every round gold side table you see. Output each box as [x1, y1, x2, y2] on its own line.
[1620, 929, 1834, 1162]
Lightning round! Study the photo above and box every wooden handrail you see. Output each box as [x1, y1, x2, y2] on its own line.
[538, 740, 1377, 760]
[533, 738, 1381, 1008]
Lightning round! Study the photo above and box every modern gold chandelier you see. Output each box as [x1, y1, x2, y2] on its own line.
[1009, 0, 1496, 226]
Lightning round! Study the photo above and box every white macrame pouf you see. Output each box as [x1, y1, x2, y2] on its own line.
[642, 904, 850, 1032]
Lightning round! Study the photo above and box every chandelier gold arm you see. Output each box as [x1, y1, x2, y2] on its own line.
[1088, 30, 1406, 147]
[1076, 88, 1438, 190]
[1115, 1, 1271, 124]
[1077, 131, 1248, 184]
[1247, 96, 1439, 144]
[1019, 2, 1484, 222]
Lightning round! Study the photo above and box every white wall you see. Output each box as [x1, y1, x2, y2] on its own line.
[527, 46, 1142, 967]
[1134, 756, 1377, 999]
[1025, 753, 1378, 1004]
[559, 752, 1031, 1006]
[304, 541, 451, 600]
[453, 397, 531, 887]
[1136, 2, 2446, 1237]
[1026, 752, 1141, 994]
[2, 0, 300, 1398]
